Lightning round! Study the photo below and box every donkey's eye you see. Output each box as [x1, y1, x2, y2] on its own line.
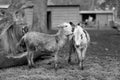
[65, 26, 67, 27]
[81, 34, 83, 39]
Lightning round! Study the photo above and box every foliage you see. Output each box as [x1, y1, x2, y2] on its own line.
[99, 0, 120, 18]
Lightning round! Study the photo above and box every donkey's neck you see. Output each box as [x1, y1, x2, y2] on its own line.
[55, 29, 67, 47]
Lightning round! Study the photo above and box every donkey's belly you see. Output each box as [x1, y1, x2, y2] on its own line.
[38, 42, 57, 53]
[45, 44, 57, 52]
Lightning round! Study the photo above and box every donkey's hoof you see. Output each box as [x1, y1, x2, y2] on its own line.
[79, 67, 84, 70]
[28, 65, 36, 69]
[68, 58, 71, 63]
[55, 67, 58, 71]
[54, 64, 58, 71]
[54, 66, 59, 72]
[28, 66, 32, 69]
[81, 67, 84, 70]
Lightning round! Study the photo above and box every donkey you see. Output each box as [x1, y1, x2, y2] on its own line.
[16, 22, 73, 69]
[68, 22, 90, 70]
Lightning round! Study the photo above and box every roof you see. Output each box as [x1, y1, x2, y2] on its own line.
[47, 0, 94, 10]
[0, 4, 9, 8]
[48, 5, 80, 7]
[79, 10, 113, 14]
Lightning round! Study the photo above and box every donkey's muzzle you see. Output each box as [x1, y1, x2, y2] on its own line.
[76, 45, 80, 48]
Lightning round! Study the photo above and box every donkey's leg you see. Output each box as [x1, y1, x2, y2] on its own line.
[76, 47, 86, 70]
[26, 51, 32, 68]
[68, 44, 73, 63]
[54, 50, 59, 70]
[68, 40, 76, 63]
[80, 47, 87, 70]
[30, 51, 35, 67]
[76, 48, 82, 69]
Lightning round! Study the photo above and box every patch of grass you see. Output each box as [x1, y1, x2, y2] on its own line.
[0, 30, 120, 80]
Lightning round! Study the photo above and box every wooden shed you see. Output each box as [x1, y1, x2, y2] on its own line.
[47, 5, 80, 30]
[79, 10, 114, 29]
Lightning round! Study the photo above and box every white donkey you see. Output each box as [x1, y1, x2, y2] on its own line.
[68, 22, 90, 70]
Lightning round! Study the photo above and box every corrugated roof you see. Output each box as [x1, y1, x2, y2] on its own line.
[80, 10, 113, 14]
[0, 4, 9, 8]
[47, 0, 93, 10]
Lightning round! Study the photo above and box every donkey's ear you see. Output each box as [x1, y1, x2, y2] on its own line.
[69, 22, 74, 25]
[69, 22, 75, 27]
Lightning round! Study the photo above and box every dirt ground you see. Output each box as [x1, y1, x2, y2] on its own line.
[0, 30, 120, 80]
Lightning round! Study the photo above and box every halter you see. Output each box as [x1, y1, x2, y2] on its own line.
[22, 25, 29, 35]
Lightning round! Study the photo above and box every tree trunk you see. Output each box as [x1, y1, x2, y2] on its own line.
[10, 0, 48, 32]
[32, 0, 48, 33]
[0, 50, 53, 69]
[0, 0, 48, 69]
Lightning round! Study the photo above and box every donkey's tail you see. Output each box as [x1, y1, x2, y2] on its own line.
[17, 37, 25, 47]
[7, 51, 28, 58]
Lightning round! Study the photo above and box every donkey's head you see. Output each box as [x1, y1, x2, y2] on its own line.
[73, 24, 85, 46]
[21, 25, 29, 35]
[57, 22, 73, 36]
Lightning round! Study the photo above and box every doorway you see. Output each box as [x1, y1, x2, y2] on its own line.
[47, 11, 51, 30]
[82, 13, 96, 22]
